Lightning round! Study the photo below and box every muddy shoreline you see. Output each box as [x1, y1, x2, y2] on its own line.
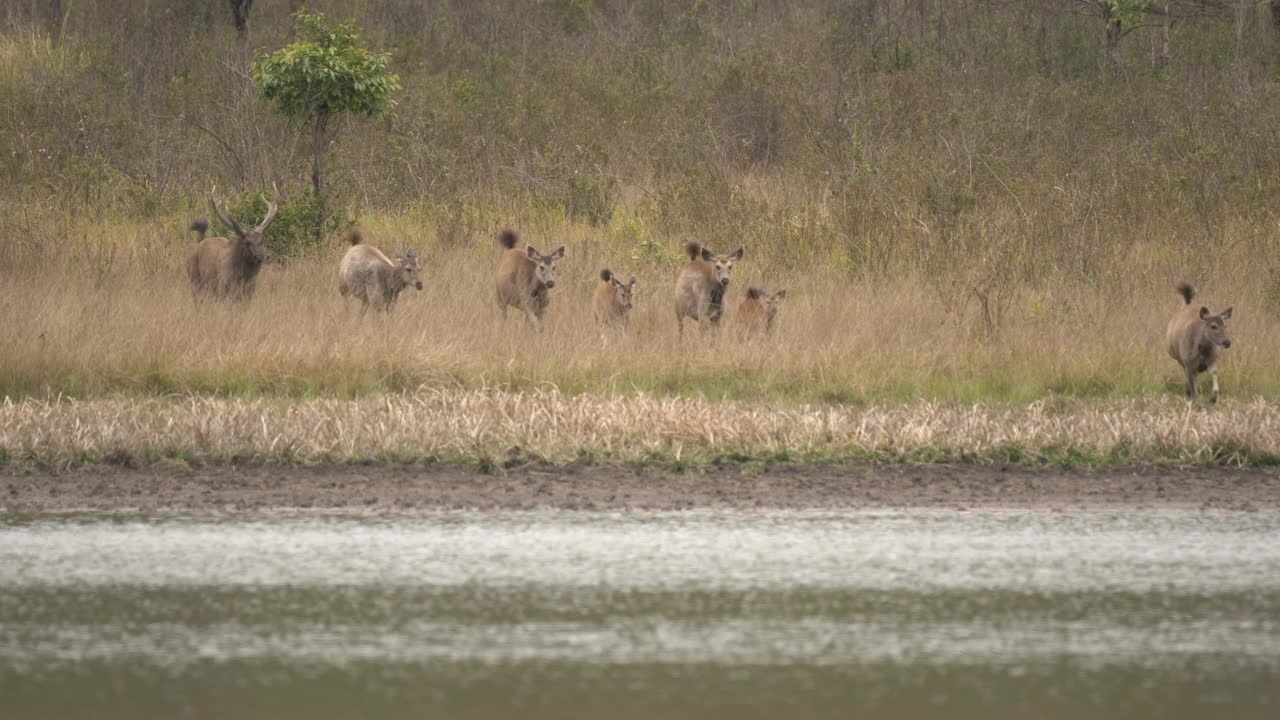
[2, 463, 1278, 512]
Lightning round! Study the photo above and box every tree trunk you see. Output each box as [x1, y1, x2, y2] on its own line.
[1158, 0, 1172, 72]
[228, 0, 253, 41]
[288, 0, 303, 39]
[916, 0, 926, 46]
[311, 114, 329, 241]
[47, 0, 62, 44]
[311, 114, 328, 198]
[936, 0, 945, 45]
[1103, 5, 1124, 70]
[1235, 0, 1246, 65]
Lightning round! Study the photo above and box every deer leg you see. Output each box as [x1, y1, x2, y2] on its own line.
[1185, 367, 1198, 400]
[1210, 365, 1220, 404]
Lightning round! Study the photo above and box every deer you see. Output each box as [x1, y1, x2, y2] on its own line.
[188, 188, 278, 301]
[674, 241, 743, 339]
[593, 269, 637, 329]
[1166, 282, 1234, 403]
[495, 230, 564, 327]
[337, 229, 423, 314]
[735, 287, 787, 336]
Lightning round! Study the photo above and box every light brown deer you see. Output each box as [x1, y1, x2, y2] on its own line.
[1166, 282, 1234, 402]
[337, 229, 423, 314]
[188, 189, 278, 301]
[495, 230, 564, 326]
[593, 269, 637, 329]
[674, 241, 743, 339]
[735, 287, 787, 336]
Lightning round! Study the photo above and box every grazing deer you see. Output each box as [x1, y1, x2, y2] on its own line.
[735, 287, 787, 336]
[188, 189, 278, 301]
[593, 269, 637, 329]
[1166, 282, 1234, 403]
[495, 230, 564, 326]
[337, 229, 423, 314]
[674, 241, 743, 339]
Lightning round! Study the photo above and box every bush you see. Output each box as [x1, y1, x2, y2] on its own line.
[566, 171, 615, 226]
[212, 191, 354, 258]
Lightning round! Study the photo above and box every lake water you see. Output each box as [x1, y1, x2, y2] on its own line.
[2, 510, 1278, 719]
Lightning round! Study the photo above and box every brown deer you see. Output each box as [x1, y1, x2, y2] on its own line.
[337, 229, 423, 314]
[1166, 282, 1234, 403]
[188, 189, 277, 301]
[495, 230, 564, 326]
[674, 241, 743, 339]
[735, 287, 787, 336]
[593, 269, 637, 329]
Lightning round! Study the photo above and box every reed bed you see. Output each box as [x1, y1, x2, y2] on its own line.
[3, 389, 1278, 468]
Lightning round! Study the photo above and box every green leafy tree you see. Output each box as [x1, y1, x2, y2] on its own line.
[251, 8, 399, 231]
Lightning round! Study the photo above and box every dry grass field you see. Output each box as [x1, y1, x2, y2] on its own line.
[2, 215, 1277, 469]
[1, 215, 1276, 405]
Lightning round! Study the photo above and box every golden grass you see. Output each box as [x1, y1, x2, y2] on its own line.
[2, 389, 1278, 468]
[1, 215, 1278, 403]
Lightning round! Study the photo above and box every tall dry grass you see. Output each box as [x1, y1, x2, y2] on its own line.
[2, 389, 1277, 467]
[1, 214, 1276, 403]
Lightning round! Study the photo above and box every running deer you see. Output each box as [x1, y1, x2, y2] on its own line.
[495, 230, 564, 326]
[593, 269, 637, 329]
[337, 229, 423, 313]
[1166, 282, 1234, 402]
[735, 287, 787, 336]
[187, 189, 278, 301]
[674, 242, 743, 339]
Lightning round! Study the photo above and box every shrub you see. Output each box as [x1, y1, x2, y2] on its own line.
[212, 190, 354, 258]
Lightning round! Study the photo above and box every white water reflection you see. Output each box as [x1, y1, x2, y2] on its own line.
[2, 617, 1278, 671]
[2, 510, 1279, 593]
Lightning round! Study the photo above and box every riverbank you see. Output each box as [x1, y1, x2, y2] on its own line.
[5, 463, 1278, 512]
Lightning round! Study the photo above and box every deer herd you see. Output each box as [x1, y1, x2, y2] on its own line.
[188, 190, 1237, 402]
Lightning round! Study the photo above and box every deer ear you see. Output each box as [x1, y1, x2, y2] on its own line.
[1199, 306, 1210, 320]
[1221, 306, 1233, 319]
[700, 248, 714, 262]
[526, 245, 539, 260]
[731, 246, 744, 261]
[550, 246, 565, 260]
[629, 275, 637, 286]
[774, 289, 787, 300]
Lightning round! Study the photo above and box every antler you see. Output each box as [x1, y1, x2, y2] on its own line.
[208, 186, 244, 237]
[255, 182, 279, 233]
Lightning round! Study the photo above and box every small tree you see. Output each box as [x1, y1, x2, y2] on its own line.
[251, 8, 399, 235]
[1075, 1, 1230, 70]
